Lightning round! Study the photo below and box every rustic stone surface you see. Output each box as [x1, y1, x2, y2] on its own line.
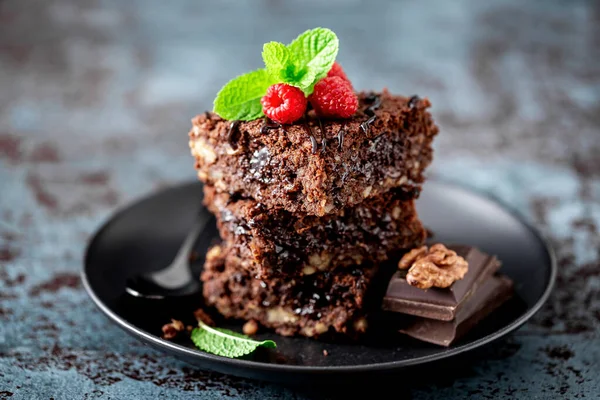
[0, 0, 598, 398]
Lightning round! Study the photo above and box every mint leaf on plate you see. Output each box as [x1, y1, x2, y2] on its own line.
[191, 321, 277, 358]
[287, 27, 339, 94]
[213, 69, 274, 121]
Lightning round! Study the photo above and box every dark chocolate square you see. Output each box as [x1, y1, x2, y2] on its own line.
[398, 275, 514, 346]
[382, 246, 501, 321]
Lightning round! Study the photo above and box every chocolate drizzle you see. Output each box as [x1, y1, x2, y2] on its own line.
[364, 94, 382, 116]
[360, 94, 381, 135]
[408, 95, 420, 108]
[260, 117, 281, 135]
[360, 115, 377, 135]
[227, 120, 241, 149]
[303, 118, 319, 154]
[321, 137, 327, 154]
[335, 128, 346, 150]
[317, 117, 328, 153]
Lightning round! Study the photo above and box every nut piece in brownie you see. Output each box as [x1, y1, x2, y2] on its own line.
[190, 90, 438, 216]
[203, 185, 426, 278]
[201, 244, 383, 338]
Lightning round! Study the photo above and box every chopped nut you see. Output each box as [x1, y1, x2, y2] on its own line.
[267, 307, 298, 324]
[302, 265, 316, 275]
[214, 179, 227, 191]
[308, 251, 332, 271]
[323, 203, 335, 213]
[161, 319, 185, 339]
[197, 171, 208, 181]
[193, 139, 217, 164]
[397, 176, 408, 185]
[301, 326, 316, 337]
[353, 317, 368, 333]
[314, 322, 329, 334]
[243, 320, 259, 336]
[225, 145, 242, 155]
[206, 246, 222, 260]
[398, 243, 469, 289]
[193, 308, 215, 326]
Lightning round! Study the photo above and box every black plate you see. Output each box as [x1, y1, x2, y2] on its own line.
[82, 181, 555, 383]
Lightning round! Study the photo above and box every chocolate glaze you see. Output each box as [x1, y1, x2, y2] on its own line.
[227, 120, 241, 149]
[260, 117, 281, 135]
[303, 119, 319, 154]
[360, 93, 381, 134]
[321, 137, 328, 154]
[360, 115, 377, 135]
[317, 117, 327, 153]
[408, 95, 421, 108]
[336, 128, 346, 150]
[364, 93, 382, 116]
[382, 245, 502, 321]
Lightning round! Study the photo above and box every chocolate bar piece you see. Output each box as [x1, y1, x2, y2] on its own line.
[382, 246, 500, 321]
[399, 275, 513, 346]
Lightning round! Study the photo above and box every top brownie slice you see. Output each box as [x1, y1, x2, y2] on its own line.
[189, 90, 439, 216]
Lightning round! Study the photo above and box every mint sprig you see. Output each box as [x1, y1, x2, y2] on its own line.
[191, 321, 276, 358]
[213, 28, 339, 121]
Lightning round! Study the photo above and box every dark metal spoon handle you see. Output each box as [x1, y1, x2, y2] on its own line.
[148, 221, 203, 289]
[125, 216, 209, 299]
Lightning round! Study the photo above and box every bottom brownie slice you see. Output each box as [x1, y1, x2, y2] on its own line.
[201, 243, 387, 339]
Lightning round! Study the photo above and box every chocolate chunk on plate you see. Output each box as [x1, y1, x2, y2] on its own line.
[382, 245, 501, 321]
[399, 275, 514, 347]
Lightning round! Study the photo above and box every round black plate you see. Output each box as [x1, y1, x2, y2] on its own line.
[82, 181, 555, 383]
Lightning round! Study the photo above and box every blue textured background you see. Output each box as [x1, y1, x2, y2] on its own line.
[1, 0, 599, 398]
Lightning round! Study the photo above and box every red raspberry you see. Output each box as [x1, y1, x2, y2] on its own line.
[261, 83, 307, 124]
[309, 76, 358, 118]
[327, 62, 350, 84]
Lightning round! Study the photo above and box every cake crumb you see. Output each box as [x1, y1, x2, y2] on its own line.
[162, 319, 185, 339]
[243, 319, 259, 336]
[323, 349, 329, 356]
[194, 308, 215, 326]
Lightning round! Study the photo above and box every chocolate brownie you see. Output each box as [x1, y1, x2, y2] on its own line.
[203, 185, 426, 278]
[190, 90, 439, 216]
[201, 243, 387, 338]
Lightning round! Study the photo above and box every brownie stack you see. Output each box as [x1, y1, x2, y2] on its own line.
[189, 90, 439, 338]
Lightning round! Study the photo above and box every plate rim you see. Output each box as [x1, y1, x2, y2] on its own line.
[81, 179, 557, 375]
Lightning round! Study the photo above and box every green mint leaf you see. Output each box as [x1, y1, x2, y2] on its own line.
[287, 28, 339, 94]
[213, 69, 274, 121]
[263, 41, 317, 92]
[191, 321, 277, 358]
[262, 42, 291, 81]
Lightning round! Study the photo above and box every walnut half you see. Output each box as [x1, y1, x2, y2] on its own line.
[398, 244, 468, 289]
